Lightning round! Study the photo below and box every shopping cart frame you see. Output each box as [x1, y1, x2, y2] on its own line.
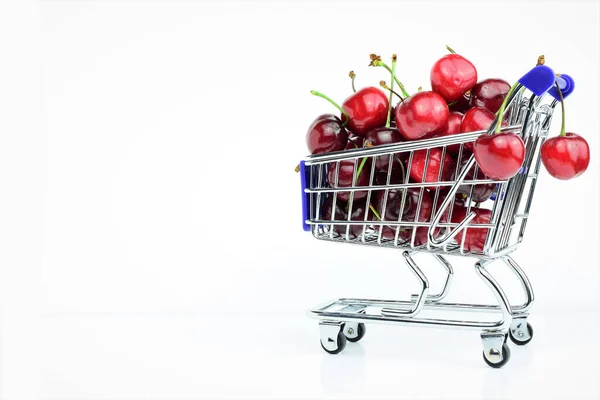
[298, 65, 573, 368]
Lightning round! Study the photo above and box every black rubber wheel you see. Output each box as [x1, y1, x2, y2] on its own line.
[321, 331, 347, 355]
[483, 343, 511, 369]
[344, 323, 366, 343]
[509, 322, 534, 346]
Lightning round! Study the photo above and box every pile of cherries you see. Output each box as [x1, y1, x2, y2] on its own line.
[304, 48, 590, 252]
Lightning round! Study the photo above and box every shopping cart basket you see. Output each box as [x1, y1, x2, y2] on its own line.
[298, 64, 574, 368]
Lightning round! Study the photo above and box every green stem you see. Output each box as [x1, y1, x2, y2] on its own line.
[349, 71, 356, 93]
[369, 204, 381, 221]
[446, 45, 456, 54]
[380, 81, 403, 100]
[555, 81, 566, 136]
[370, 55, 409, 98]
[494, 81, 520, 134]
[310, 90, 349, 126]
[386, 55, 397, 128]
[355, 157, 368, 184]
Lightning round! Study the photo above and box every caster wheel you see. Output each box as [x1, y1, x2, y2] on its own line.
[344, 323, 366, 343]
[483, 343, 511, 368]
[321, 331, 347, 355]
[509, 322, 533, 346]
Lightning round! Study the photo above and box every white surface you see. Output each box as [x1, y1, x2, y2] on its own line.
[1, 1, 599, 399]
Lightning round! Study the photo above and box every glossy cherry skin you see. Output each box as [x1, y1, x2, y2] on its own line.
[365, 127, 405, 171]
[450, 206, 492, 253]
[395, 91, 449, 140]
[460, 107, 505, 152]
[341, 87, 389, 136]
[435, 111, 464, 154]
[306, 114, 348, 154]
[346, 134, 364, 149]
[455, 157, 496, 202]
[469, 78, 510, 114]
[430, 54, 478, 102]
[327, 158, 371, 202]
[540, 133, 590, 180]
[473, 133, 525, 180]
[450, 91, 472, 113]
[409, 148, 455, 190]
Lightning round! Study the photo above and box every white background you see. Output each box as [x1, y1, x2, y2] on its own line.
[1, 1, 599, 399]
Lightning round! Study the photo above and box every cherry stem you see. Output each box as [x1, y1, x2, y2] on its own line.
[380, 81, 403, 100]
[310, 90, 349, 126]
[386, 54, 397, 128]
[370, 54, 410, 98]
[355, 157, 368, 184]
[555, 80, 566, 136]
[446, 45, 456, 54]
[349, 71, 356, 93]
[494, 81, 520, 134]
[369, 204, 382, 220]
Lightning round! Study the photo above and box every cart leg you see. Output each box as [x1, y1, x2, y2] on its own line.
[411, 254, 454, 303]
[319, 321, 346, 355]
[502, 256, 535, 345]
[475, 260, 512, 368]
[381, 251, 429, 317]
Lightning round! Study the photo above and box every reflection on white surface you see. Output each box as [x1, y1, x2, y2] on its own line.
[36, 313, 599, 400]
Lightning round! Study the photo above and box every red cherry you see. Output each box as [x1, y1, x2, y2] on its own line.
[365, 127, 405, 171]
[449, 91, 472, 113]
[395, 91, 449, 140]
[306, 114, 348, 154]
[341, 87, 389, 136]
[540, 133, 590, 180]
[398, 189, 433, 246]
[430, 53, 478, 103]
[435, 111, 464, 154]
[460, 107, 505, 152]
[374, 157, 406, 186]
[322, 197, 373, 239]
[409, 148, 454, 190]
[327, 159, 371, 202]
[469, 78, 511, 114]
[451, 206, 492, 253]
[376, 188, 432, 244]
[473, 133, 525, 180]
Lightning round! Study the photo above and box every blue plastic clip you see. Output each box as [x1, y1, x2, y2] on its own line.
[299, 161, 310, 232]
[547, 74, 575, 100]
[518, 65, 556, 96]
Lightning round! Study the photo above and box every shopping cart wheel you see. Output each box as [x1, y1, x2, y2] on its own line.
[319, 321, 347, 355]
[482, 343, 511, 368]
[320, 332, 347, 355]
[481, 332, 511, 368]
[343, 322, 366, 343]
[509, 320, 533, 346]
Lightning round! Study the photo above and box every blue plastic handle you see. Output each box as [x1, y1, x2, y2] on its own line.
[299, 161, 310, 232]
[548, 74, 575, 100]
[518, 64, 557, 96]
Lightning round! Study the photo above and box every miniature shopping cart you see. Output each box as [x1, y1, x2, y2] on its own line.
[298, 65, 574, 368]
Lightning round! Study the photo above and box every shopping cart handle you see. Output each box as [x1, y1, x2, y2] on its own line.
[548, 74, 575, 100]
[518, 64, 556, 96]
[299, 160, 310, 232]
